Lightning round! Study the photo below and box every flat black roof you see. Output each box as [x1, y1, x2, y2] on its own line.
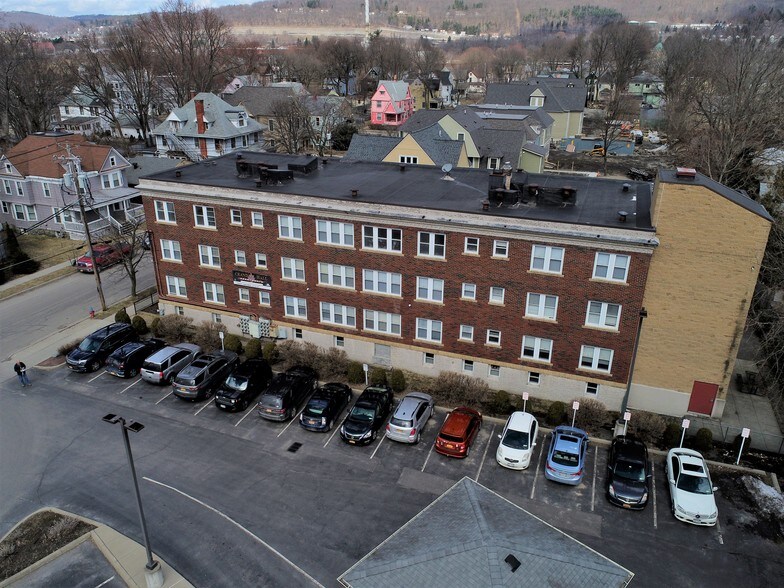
[141, 151, 654, 231]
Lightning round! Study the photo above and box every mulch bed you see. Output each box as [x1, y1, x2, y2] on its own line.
[37, 356, 66, 367]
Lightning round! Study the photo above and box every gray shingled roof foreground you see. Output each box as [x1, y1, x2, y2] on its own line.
[338, 477, 633, 588]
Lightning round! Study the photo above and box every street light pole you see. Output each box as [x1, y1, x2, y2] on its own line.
[620, 308, 648, 418]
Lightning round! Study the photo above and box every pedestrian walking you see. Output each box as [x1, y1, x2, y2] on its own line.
[14, 360, 31, 387]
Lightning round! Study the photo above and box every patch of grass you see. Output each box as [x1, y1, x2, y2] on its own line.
[0, 266, 75, 301]
[18, 234, 84, 269]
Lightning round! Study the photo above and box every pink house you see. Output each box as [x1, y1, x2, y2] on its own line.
[370, 81, 414, 126]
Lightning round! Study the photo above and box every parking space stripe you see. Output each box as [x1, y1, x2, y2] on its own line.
[277, 407, 305, 438]
[651, 462, 658, 529]
[94, 576, 116, 588]
[530, 441, 546, 499]
[119, 379, 141, 394]
[370, 434, 385, 459]
[591, 445, 598, 512]
[716, 518, 724, 545]
[88, 371, 106, 383]
[155, 390, 174, 405]
[421, 441, 436, 472]
[475, 424, 495, 481]
[323, 424, 341, 448]
[194, 401, 213, 416]
[235, 405, 256, 427]
[144, 477, 325, 587]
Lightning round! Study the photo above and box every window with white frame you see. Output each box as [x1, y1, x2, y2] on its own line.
[362, 226, 402, 252]
[462, 360, 474, 373]
[26, 206, 37, 221]
[281, 257, 305, 281]
[101, 171, 122, 189]
[198, 245, 220, 268]
[12, 204, 25, 220]
[166, 276, 187, 297]
[489, 364, 501, 377]
[593, 252, 630, 282]
[363, 269, 402, 296]
[316, 220, 354, 246]
[284, 296, 307, 318]
[109, 156, 116, 166]
[585, 301, 621, 329]
[416, 318, 442, 343]
[417, 277, 444, 302]
[15, 181, 23, 196]
[364, 310, 401, 335]
[278, 215, 302, 240]
[488, 158, 500, 170]
[461, 283, 476, 300]
[334, 336, 345, 347]
[487, 329, 501, 345]
[521, 336, 552, 362]
[2, 201, 9, 214]
[212, 313, 222, 323]
[320, 302, 356, 327]
[160, 239, 182, 261]
[399, 155, 418, 164]
[318, 263, 355, 289]
[238, 288, 250, 303]
[586, 382, 599, 395]
[493, 240, 509, 258]
[155, 201, 176, 223]
[52, 207, 73, 223]
[259, 291, 270, 305]
[489, 286, 505, 304]
[2, 180, 10, 195]
[531, 245, 564, 274]
[194, 205, 216, 228]
[174, 306, 184, 316]
[459, 324, 474, 341]
[526, 293, 558, 320]
[203, 282, 225, 304]
[418, 232, 446, 258]
[230, 209, 242, 224]
[42, 182, 51, 198]
[464, 237, 479, 255]
[251, 211, 264, 227]
[528, 372, 540, 384]
[255, 253, 267, 268]
[580, 345, 613, 372]
[423, 352, 435, 365]
[234, 250, 246, 265]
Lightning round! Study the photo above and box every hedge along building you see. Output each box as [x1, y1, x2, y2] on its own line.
[138, 154, 770, 418]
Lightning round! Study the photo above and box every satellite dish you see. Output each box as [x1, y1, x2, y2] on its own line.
[441, 163, 453, 174]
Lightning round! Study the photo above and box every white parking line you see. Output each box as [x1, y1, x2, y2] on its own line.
[651, 461, 658, 529]
[155, 390, 174, 405]
[475, 424, 495, 481]
[591, 445, 598, 512]
[120, 379, 141, 394]
[94, 576, 116, 588]
[143, 477, 325, 587]
[370, 433, 386, 459]
[530, 441, 546, 499]
[88, 371, 106, 383]
[421, 442, 436, 472]
[277, 407, 305, 438]
[716, 518, 724, 545]
[235, 405, 257, 427]
[194, 401, 213, 416]
[324, 424, 341, 448]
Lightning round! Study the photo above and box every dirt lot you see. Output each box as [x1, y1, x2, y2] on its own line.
[548, 144, 678, 180]
[717, 473, 784, 543]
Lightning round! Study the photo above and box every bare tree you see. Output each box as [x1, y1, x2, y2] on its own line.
[492, 46, 527, 83]
[108, 217, 149, 299]
[0, 27, 32, 139]
[412, 37, 446, 77]
[536, 37, 570, 75]
[268, 97, 310, 154]
[320, 38, 366, 96]
[303, 95, 352, 157]
[366, 31, 412, 81]
[275, 46, 325, 93]
[70, 35, 124, 137]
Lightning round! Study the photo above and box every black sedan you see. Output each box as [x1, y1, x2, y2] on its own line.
[105, 339, 167, 378]
[606, 435, 651, 510]
[214, 359, 273, 412]
[339, 385, 394, 445]
[299, 383, 353, 432]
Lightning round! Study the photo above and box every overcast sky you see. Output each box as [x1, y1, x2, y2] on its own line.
[5, 0, 256, 18]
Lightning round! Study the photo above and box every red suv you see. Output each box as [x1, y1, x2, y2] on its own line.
[435, 406, 482, 458]
[76, 243, 128, 273]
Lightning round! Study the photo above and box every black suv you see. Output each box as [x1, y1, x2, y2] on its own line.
[606, 435, 651, 510]
[299, 382, 353, 432]
[339, 385, 394, 445]
[214, 359, 273, 412]
[105, 339, 167, 378]
[66, 322, 137, 372]
[257, 366, 319, 421]
[172, 350, 239, 401]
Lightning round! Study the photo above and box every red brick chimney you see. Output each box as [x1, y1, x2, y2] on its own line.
[195, 99, 205, 135]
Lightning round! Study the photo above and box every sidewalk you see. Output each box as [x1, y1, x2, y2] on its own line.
[0, 260, 74, 297]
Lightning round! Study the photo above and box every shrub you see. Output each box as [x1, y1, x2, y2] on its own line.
[693, 427, 714, 452]
[546, 401, 566, 426]
[245, 339, 262, 359]
[662, 422, 682, 448]
[153, 314, 193, 342]
[428, 371, 490, 407]
[192, 320, 227, 352]
[223, 334, 243, 354]
[316, 347, 350, 380]
[131, 315, 149, 335]
[487, 390, 514, 416]
[369, 367, 387, 386]
[630, 411, 667, 445]
[389, 369, 406, 392]
[347, 362, 365, 384]
[115, 308, 131, 324]
[278, 341, 320, 370]
[262, 342, 279, 364]
[150, 317, 162, 337]
[572, 397, 609, 433]
[57, 338, 82, 356]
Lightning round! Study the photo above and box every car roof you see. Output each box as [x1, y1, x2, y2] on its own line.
[147, 343, 198, 362]
[671, 449, 708, 474]
[507, 411, 536, 431]
[613, 436, 647, 461]
[90, 322, 131, 339]
[441, 407, 479, 436]
[553, 426, 587, 452]
[394, 393, 431, 418]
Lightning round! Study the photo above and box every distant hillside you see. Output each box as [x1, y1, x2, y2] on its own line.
[0, 10, 135, 35]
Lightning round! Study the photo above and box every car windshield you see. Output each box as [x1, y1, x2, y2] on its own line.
[349, 405, 375, 421]
[613, 459, 646, 482]
[78, 337, 101, 352]
[225, 375, 248, 391]
[552, 450, 579, 466]
[307, 399, 329, 415]
[677, 473, 713, 495]
[502, 429, 530, 450]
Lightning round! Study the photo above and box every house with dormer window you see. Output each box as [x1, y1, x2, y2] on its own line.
[370, 81, 414, 127]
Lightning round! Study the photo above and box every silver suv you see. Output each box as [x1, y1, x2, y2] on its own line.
[140, 343, 201, 385]
[385, 392, 434, 444]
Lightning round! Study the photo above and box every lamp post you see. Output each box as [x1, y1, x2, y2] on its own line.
[103, 414, 164, 587]
[616, 308, 647, 436]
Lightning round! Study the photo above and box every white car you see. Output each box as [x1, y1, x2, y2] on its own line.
[496, 411, 539, 470]
[665, 448, 718, 526]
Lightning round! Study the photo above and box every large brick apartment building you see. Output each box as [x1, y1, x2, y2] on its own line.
[138, 153, 771, 418]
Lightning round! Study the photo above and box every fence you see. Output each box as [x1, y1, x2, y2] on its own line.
[685, 416, 784, 455]
[133, 291, 158, 314]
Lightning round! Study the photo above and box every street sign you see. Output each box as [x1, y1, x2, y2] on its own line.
[522, 392, 529, 401]
[682, 418, 690, 429]
[362, 363, 368, 372]
[741, 427, 750, 438]
[623, 411, 631, 421]
[572, 401, 580, 410]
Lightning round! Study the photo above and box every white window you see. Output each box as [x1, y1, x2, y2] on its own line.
[418, 232, 446, 258]
[462, 360, 474, 373]
[15, 181, 23, 196]
[203, 282, 225, 304]
[320, 302, 357, 327]
[155, 201, 176, 223]
[489, 364, 501, 377]
[26, 206, 37, 221]
[459, 324, 474, 341]
[212, 313, 222, 323]
[318, 263, 355, 289]
[364, 310, 401, 335]
[13, 204, 25, 220]
[2, 201, 9, 214]
[487, 329, 501, 345]
[528, 372, 540, 384]
[522, 336, 552, 362]
[586, 382, 599, 395]
[109, 156, 116, 166]
[278, 215, 302, 240]
[316, 220, 354, 246]
[593, 252, 630, 282]
[166, 276, 187, 297]
[416, 318, 442, 343]
[334, 336, 345, 347]
[160, 239, 182, 261]
[493, 240, 509, 258]
[284, 296, 308, 318]
[423, 352, 435, 365]
[238, 288, 250, 302]
[399, 155, 418, 164]
[234, 250, 246, 265]
[2, 180, 10, 195]
[251, 211, 264, 227]
[464, 237, 479, 254]
[101, 171, 122, 188]
[42, 183, 51, 198]
[488, 157, 500, 170]
[362, 225, 402, 252]
[461, 283, 476, 300]
[230, 209, 242, 224]
[175, 306, 184, 316]
[363, 269, 402, 296]
[198, 245, 220, 268]
[489, 286, 505, 304]
[281, 257, 305, 281]
[586, 301, 621, 329]
[526, 293, 558, 320]
[259, 291, 271, 305]
[580, 345, 614, 372]
[255, 253, 267, 268]
[52, 207, 73, 223]
[417, 277, 444, 302]
[531, 245, 564, 274]
[194, 205, 216, 228]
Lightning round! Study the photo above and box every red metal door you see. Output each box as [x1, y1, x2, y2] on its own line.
[688, 381, 718, 415]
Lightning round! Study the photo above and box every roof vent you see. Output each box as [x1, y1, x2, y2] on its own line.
[618, 210, 628, 222]
[351, 189, 359, 198]
[504, 554, 521, 573]
[175, 170, 182, 178]
[400, 164, 406, 172]
[676, 167, 697, 179]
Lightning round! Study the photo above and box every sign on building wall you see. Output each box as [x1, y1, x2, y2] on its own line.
[233, 270, 271, 290]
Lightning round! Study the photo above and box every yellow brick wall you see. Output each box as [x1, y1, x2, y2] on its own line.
[634, 181, 770, 403]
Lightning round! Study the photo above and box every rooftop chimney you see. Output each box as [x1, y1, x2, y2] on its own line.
[195, 99, 205, 135]
[675, 167, 697, 179]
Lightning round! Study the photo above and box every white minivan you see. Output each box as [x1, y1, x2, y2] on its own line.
[496, 411, 539, 470]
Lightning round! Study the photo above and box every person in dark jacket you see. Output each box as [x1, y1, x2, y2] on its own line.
[14, 360, 31, 387]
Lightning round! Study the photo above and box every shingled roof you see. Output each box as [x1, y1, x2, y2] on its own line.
[152, 92, 263, 140]
[224, 85, 302, 118]
[485, 78, 587, 113]
[2, 133, 116, 178]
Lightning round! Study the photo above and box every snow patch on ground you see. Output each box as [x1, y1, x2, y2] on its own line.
[742, 476, 784, 518]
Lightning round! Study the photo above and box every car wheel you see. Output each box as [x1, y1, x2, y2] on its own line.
[465, 445, 471, 457]
[372, 429, 378, 441]
[241, 400, 248, 411]
[414, 432, 421, 444]
[89, 360, 101, 372]
[129, 368, 138, 377]
[327, 419, 333, 431]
